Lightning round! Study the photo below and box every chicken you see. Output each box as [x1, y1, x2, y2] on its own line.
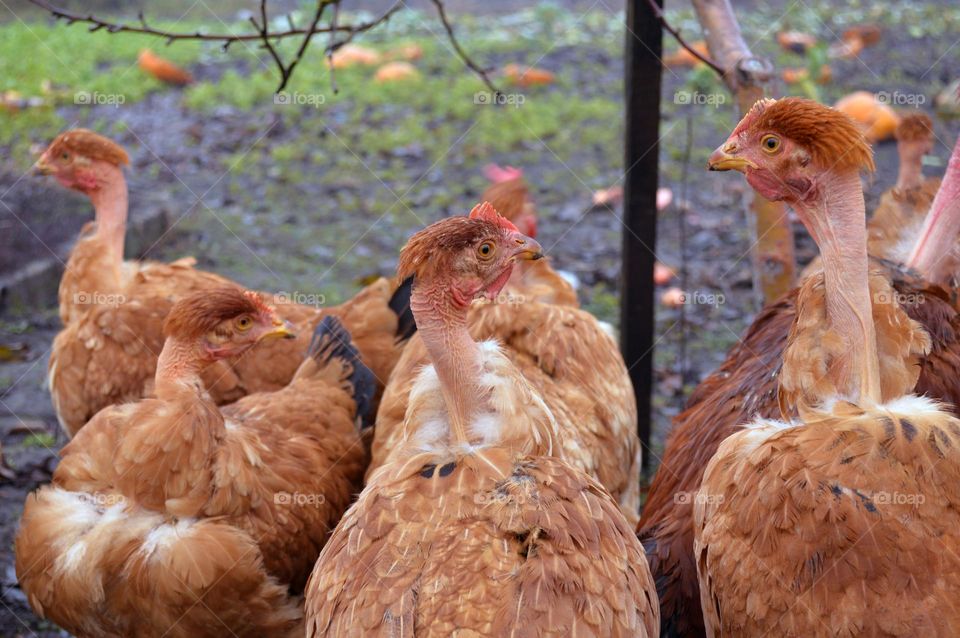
[480, 164, 578, 306]
[17, 287, 373, 637]
[370, 200, 640, 522]
[304, 206, 658, 636]
[138, 49, 194, 86]
[37, 129, 413, 436]
[638, 106, 960, 637]
[695, 97, 960, 636]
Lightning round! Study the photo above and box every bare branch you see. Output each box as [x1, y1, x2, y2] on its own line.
[428, 0, 498, 94]
[28, 0, 495, 94]
[689, 0, 774, 94]
[644, 0, 725, 77]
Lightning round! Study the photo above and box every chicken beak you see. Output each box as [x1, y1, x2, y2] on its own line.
[34, 153, 54, 176]
[707, 143, 757, 172]
[261, 319, 296, 341]
[511, 233, 544, 261]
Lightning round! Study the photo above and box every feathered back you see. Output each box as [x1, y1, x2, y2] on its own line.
[44, 128, 130, 166]
[163, 288, 270, 340]
[735, 97, 875, 173]
[397, 203, 517, 282]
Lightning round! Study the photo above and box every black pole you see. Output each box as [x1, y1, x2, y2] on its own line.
[621, 0, 661, 473]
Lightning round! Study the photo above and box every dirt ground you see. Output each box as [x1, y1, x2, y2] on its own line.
[0, 0, 959, 634]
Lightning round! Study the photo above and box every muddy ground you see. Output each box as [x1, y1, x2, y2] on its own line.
[0, 0, 959, 634]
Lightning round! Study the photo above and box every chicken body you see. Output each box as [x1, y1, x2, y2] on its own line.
[694, 97, 960, 636]
[307, 342, 657, 637]
[695, 276, 960, 637]
[638, 263, 960, 637]
[42, 129, 411, 437]
[306, 208, 658, 637]
[19, 299, 369, 636]
[372, 298, 641, 522]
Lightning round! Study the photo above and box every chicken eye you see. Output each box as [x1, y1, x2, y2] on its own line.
[236, 316, 253, 331]
[61, 152, 70, 160]
[761, 135, 781, 153]
[477, 241, 495, 258]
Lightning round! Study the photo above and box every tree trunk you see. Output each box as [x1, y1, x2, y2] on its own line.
[692, 0, 797, 304]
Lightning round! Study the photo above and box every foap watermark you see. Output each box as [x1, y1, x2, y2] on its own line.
[274, 291, 326, 308]
[874, 491, 925, 506]
[474, 490, 529, 506]
[682, 290, 726, 307]
[673, 491, 724, 506]
[88, 493, 126, 507]
[873, 290, 925, 307]
[674, 91, 726, 107]
[274, 491, 326, 507]
[74, 91, 126, 108]
[473, 91, 525, 108]
[876, 91, 926, 107]
[274, 91, 326, 109]
[73, 291, 127, 306]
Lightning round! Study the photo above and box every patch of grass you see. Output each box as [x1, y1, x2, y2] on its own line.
[22, 432, 55, 448]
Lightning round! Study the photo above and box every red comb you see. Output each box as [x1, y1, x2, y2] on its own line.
[469, 201, 519, 232]
[484, 164, 524, 183]
[243, 290, 275, 315]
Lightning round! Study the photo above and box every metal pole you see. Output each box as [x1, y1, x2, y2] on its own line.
[621, 0, 662, 472]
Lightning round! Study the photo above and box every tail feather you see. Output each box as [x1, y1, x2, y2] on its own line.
[307, 316, 378, 429]
[389, 276, 417, 343]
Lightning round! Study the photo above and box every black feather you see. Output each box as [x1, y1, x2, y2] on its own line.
[390, 275, 417, 343]
[307, 316, 378, 429]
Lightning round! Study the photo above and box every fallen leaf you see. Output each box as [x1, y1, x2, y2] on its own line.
[663, 41, 709, 68]
[654, 262, 676, 286]
[503, 63, 555, 87]
[660, 287, 686, 308]
[374, 61, 419, 83]
[138, 49, 193, 86]
[329, 44, 382, 69]
[776, 31, 817, 55]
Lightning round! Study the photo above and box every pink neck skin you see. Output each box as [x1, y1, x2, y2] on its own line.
[72, 161, 128, 275]
[793, 168, 881, 405]
[154, 337, 210, 400]
[410, 278, 485, 447]
[907, 139, 960, 282]
[895, 139, 930, 192]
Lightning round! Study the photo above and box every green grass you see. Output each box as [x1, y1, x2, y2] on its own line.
[21, 432, 55, 448]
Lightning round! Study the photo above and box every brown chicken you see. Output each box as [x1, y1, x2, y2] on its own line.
[17, 287, 373, 637]
[138, 49, 194, 86]
[304, 209, 658, 637]
[37, 129, 412, 436]
[696, 96, 960, 636]
[638, 102, 960, 638]
[480, 164, 579, 306]
[370, 202, 640, 523]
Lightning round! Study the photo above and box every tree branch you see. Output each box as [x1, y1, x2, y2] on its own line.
[689, 0, 774, 93]
[25, 0, 491, 93]
[428, 0, 498, 94]
[643, 0, 725, 77]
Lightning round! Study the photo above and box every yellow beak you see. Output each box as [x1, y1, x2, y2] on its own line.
[261, 319, 296, 341]
[511, 234, 544, 261]
[707, 144, 757, 172]
[34, 154, 54, 176]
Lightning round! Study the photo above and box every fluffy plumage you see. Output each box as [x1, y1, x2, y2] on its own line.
[42, 129, 412, 436]
[695, 396, 960, 637]
[305, 212, 657, 636]
[18, 293, 371, 636]
[306, 345, 657, 637]
[638, 264, 960, 638]
[373, 200, 638, 522]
